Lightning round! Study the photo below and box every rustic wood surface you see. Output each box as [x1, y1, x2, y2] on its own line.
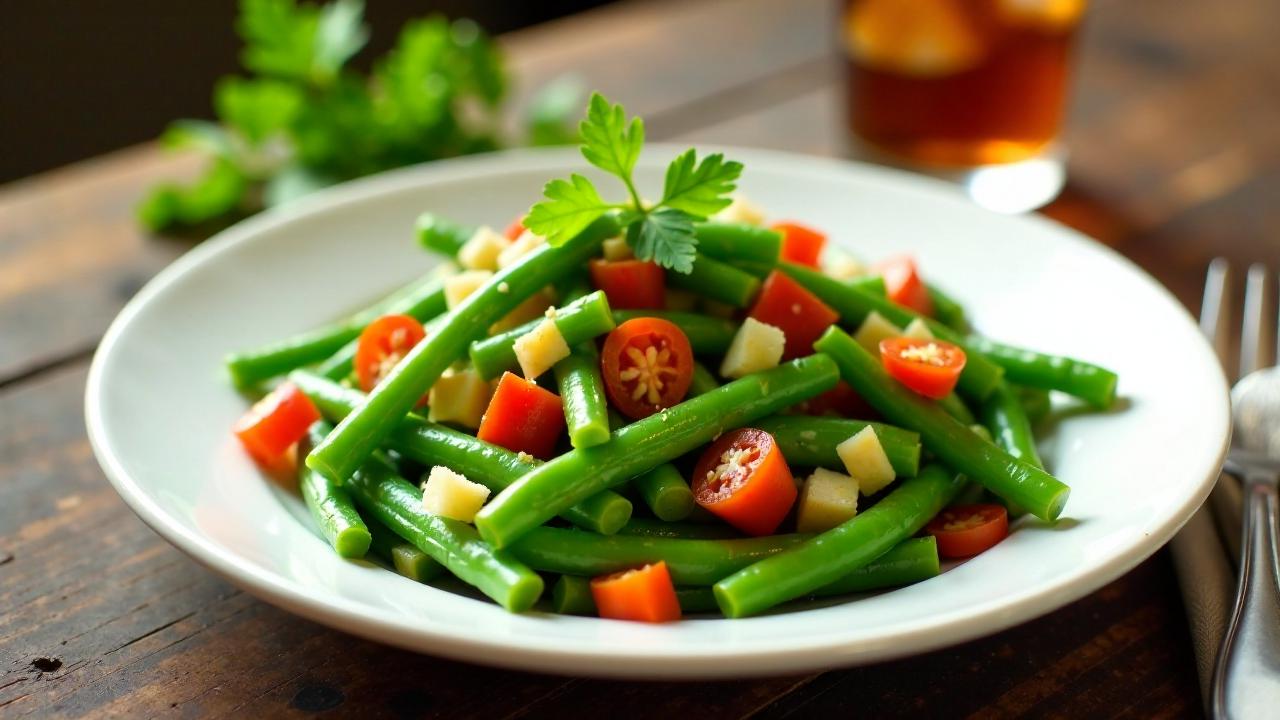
[3, 0, 1275, 716]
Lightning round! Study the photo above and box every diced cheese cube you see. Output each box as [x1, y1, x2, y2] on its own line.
[421, 466, 491, 523]
[822, 250, 866, 281]
[720, 317, 785, 379]
[796, 468, 860, 533]
[457, 226, 511, 271]
[711, 194, 767, 226]
[444, 270, 494, 309]
[489, 287, 556, 334]
[853, 311, 902, 353]
[601, 237, 634, 261]
[513, 318, 571, 379]
[664, 288, 699, 312]
[901, 317, 935, 340]
[836, 426, 896, 495]
[427, 369, 492, 429]
[497, 230, 545, 268]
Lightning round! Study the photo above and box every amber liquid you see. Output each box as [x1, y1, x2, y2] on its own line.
[845, 0, 1084, 167]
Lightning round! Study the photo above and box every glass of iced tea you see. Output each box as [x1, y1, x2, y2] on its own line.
[843, 0, 1087, 212]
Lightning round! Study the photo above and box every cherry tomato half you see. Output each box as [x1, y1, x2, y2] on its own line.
[879, 337, 967, 400]
[601, 317, 694, 419]
[590, 561, 682, 623]
[355, 314, 426, 393]
[925, 504, 1009, 558]
[232, 382, 320, 471]
[692, 428, 797, 536]
[874, 255, 934, 316]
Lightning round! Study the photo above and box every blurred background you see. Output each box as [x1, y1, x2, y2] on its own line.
[0, 1, 611, 183]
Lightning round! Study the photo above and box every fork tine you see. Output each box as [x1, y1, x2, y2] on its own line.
[1202, 258, 1231, 370]
[1239, 263, 1273, 378]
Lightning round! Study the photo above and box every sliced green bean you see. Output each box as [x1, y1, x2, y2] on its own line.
[617, 518, 741, 540]
[666, 252, 761, 307]
[781, 262, 1003, 400]
[476, 354, 840, 548]
[676, 537, 940, 612]
[470, 290, 616, 380]
[551, 575, 597, 615]
[847, 275, 886, 297]
[509, 527, 808, 585]
[814, 326, 1069, 521]
[632, 464, 696, 522]
[365, 515, 445, 582]
[692, 222, 782, 273]
[416, 212, 472, 257]
[290, 371, 632, 534]
[314, 288, 451, 382]
[307, 215, 620, 484]
[714, 463, 963, 617]
[688, 362, 721, 397]
[226, 275, 447, 388]
[1016, 385, 1052, 423]
[754, 415, 921, 477]
[926, 283, 969, 333]
[966, 336, 1118, 409]
[980, 382, 1044, 469]
[612, 311, 738, 356]
[345, 454, 543, 612]
[297, 421, 371, 558]
[554, 341, 611, 449]
[938, 392, 977, 425]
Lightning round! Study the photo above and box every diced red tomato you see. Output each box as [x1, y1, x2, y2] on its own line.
[600, 318, 694, 419]
[692, 428, 796, 536]
[879, 337, 967, 400]
[875, 255, 934, 316]
[233, 382, 321, 471]
[926, 504, 1009, 558]
[476, 372, 566, 459]
[748, 270, 840, 360]
[792, 381, 879, 419]
[355, 315, 426, 393]
[502, 216, 526, 241]
[773, 222, 826, 268]
[589, 259, 665, 310]
[590, 561, 682, 623]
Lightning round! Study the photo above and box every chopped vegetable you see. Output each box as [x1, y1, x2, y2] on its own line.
[502, 217, 526, 241]
[835, 426, 897, 495]
[796, 468, 860, 533]
[477, 372, 566, 459]
[354, 314, 425, 393]
[233, 381, 321, 470]
[773, 221, 826, 268]
[588, 258, 665, 309]
[875, 255, 934, 316]
[720, 317, 785, 379]
[590, 562, 682, 623]
[692, 428, 797, 536]
[748, 270, 840, 360]
[600, 317, 694, 419]
[880, 337, 967, 400]
[925, 504, 1009, 558]
[421, 465, 492, 523]
[297, 421, 371, 557]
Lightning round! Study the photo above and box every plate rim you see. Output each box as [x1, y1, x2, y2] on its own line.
[85, 144, 1231, 678]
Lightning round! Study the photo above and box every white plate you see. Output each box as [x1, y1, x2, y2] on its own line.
[86, 146, 1230, 679]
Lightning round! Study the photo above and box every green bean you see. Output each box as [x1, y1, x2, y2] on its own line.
[617, 518, 741, 540]
[926, 283, 969, 333]
[469, 290, 616, 380]
[938, 392, 977, 425]
[813, 327, 1069, 521]
[688, 362, 721, 397]
[290, 371, 632, 534]
[966, 336, 1118, 409]
[554, 342, 611, 449]
[226, 275, 447, 388]
[666, 252, 761, 307]
[365, 515, 445, 582]
[1016, 385, 1052, 423]
[780, 262, 1003, 400]
[979, 382, 1044, 470]
[509, 527, 808, 585]
[307, 215, 620, 484]
[676, 537, 940, 612]
[713, 463, 963, 617]
[551, 575, 597, 615]
[345, 454, 543, 612]
[632, 464, 696, 522]
[754, 415, 921, 477]
[314, 289, 451, 382]
[476, 354, 840, 548]
[297, 422, 371, 558]
[612, 311, 738, 356]
[847, 275, 886, 297]
[693, 222, 782, 274]
[416, 212, 472, 257]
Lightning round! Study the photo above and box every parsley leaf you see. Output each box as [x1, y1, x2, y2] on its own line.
[628, 208, 697, 274]
[215, 77, 302, 145]
[313, 0, 368, 80]
[524, 174, 618, 246]
[660, 150, 742, 219]
[579, 93, 644, 190]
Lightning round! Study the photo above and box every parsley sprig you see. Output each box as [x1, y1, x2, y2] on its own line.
[525, 94, 743, 273]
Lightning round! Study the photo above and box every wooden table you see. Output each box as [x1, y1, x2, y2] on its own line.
[4, 0, 1274, 716]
